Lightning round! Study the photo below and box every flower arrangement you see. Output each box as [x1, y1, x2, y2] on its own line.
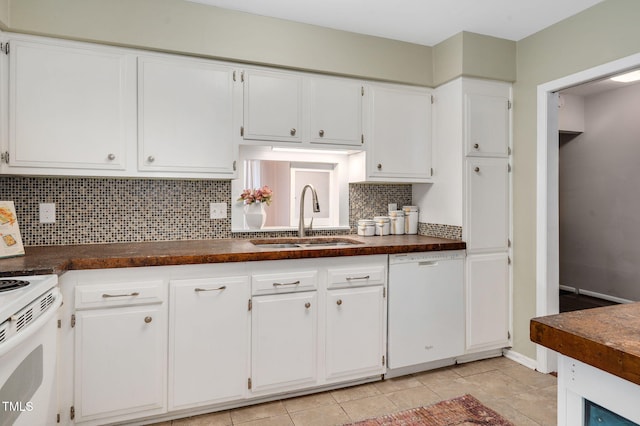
[237, 185, 273, 206]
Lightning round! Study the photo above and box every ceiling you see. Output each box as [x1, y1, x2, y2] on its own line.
[186, 0, 605, 46]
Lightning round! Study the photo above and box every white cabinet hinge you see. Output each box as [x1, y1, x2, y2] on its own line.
[233, 160, 237, 171]
[430, 167, 434, 177]
[508, 146, 512, 155]
[508, 238, 511, 248]
[361, 86, 364, 96]
[240, 126, 244, 137]
[508, 163, 511, 173]
[1, 151, 9, 164]
[233, 70, 236, 82]
[71, 314, 76, 328]
[70, 406, 75, 420]
[508, 256, 511, 265]
[507, 100, 512, 110]
[508, 331, 511, 340]
[56, 413, 60, 423]
[248, 299, 252, 311]
[57, 319, 61, 329]
[0, 42, 9, 55]
[382, 355, 386, 366]
[431, 94, 435, 104]
[361, 134, 364, 145]
[383, 287, 386, 298]
[241, 71, 245, 82]
[247, 378, 252, 389]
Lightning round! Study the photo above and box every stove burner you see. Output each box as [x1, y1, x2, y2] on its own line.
[0, 279, 30, 293]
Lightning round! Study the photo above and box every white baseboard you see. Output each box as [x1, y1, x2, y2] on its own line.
[503, 349, 539, 371]
[560, 285, 634, 304]
[559, 284, 575, 292]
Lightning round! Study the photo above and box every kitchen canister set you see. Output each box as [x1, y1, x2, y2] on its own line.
[357, 206, 418, 236]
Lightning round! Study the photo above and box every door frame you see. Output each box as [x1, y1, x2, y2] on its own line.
[536, 52, 640, 373]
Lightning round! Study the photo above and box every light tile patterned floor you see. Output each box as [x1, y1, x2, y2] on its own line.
[152, 357, 557, 426]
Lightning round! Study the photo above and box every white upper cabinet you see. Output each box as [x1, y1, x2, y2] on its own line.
[6, 37, 136, 173]
[464, 81, 511, 157]
[242, 69, 303, 143]
[138, 55, 238, 175]
[308, 77, 363, 147]
[362, 83, 433, 182]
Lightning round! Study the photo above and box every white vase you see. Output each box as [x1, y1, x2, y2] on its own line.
[244, 203, 266, 229]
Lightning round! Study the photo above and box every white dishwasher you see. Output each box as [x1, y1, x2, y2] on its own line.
[387, 250, 465, 375]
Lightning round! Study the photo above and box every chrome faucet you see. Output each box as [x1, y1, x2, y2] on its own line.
[298, 184, 320, 238]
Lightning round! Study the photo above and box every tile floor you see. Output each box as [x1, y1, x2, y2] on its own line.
[151, 356, 557, 426]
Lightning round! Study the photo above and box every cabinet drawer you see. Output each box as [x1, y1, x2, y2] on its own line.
[252, 270, 318, 295]
[327, 265, 386, 289]
[75, 280, 165, 310]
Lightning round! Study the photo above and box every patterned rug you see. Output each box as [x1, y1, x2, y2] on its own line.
[344, 394, 514, 426]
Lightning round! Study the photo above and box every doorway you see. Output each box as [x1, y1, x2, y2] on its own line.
[536, 52, 640, 373]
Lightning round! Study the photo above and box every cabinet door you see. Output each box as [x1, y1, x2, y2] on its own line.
[169, 276, 250, 410]
[325, 286, 385, 381]
[138, 56, 236, 174]
[464, 84, 510, 157]
[74, 305, 166, 423]
[8, 39, 134, 171]
[243, 69, 302, 143]
[465, 253, 510, 352]
[251, 291, 317, 393]
[366, 84, 432, 181]
[309, 77, 362, 147]
[465, 158, 510, 252]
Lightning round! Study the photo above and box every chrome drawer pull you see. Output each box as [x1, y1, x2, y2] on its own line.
[194, 286, 227, 292]
[273, 280, 301, 287]
[102, 292, 140, 298]
[346, 275, 370, 281]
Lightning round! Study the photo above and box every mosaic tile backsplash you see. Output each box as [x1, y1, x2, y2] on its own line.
[0, 177, 460, 246]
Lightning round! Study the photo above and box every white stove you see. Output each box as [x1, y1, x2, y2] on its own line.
[0, 274, 61, 426]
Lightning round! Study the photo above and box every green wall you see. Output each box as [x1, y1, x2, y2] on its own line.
[513, 0, 640, 359]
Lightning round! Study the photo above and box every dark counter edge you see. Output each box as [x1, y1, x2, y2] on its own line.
[530, 316, 640, 386]
[0, 237, 466, 278]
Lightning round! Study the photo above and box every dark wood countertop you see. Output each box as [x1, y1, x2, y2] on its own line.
[0, 235, 465, 277]
[530, 303, 640, 386]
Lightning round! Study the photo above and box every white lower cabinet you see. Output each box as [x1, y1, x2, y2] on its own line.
[325, 286, 385, 381]
[465, 252, 510, 352]
[168, 276, 250, 410]
[74, 304, 167, 423]
[251, 291, 318, 393]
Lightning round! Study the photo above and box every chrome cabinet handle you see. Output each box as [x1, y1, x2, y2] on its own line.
[102, 292, 140, 298]
[473, 143, 479, 149]
[474, 167, 480, 172]
[273, 280, 301, 287]
[305, 302, 311, 309]
[144, 316, 152, 323]
[346, 275, 370, 281]
[147, 155, 155, 163]
[319, 129, 325, 137]
[195, 286, 227, 292]
[336, 299, 343, 306]
[290, 128, 297, 136]
[107, 153, 116, 161]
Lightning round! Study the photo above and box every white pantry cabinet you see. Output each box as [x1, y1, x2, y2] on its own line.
[72, 279, 167, 424]
[168, 276, 250, 410]
[242, 68, 303, 143]
[137, 55, 238, 175]
[4, 37, 136, 174]
[356, 83, 433, 183]
[464, 87, 510, 157]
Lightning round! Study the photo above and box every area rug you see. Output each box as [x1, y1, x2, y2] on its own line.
[343, 394, 514, 425]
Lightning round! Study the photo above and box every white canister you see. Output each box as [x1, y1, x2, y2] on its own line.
[373, 216, 390, 236]
[357, 219, 376, 237]
[388, 210, 405, 235]
[403, 205, 419, 235]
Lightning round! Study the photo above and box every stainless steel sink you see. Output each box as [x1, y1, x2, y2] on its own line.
[250, 237, 361, 249]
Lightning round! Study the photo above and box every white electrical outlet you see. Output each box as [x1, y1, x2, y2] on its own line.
[210, 202, 227, 219]
[39, 203, 56, 223]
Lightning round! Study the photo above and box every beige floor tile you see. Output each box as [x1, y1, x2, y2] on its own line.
[385, 385, 442, 410]
[330, 383, 381, 404]
[422, 375, 485, 400]
[373, 375, 423, 394]
[289, 403, 350, 426]
[453, 356, 517, 377]
[234, 414, 294, 426]
[171, 411, 232, 426]
[501, 364, 558, 389]
[339, 394, 398, 422]
[480, 397, 543, 426]
[230, 401, 288, 424]
[283, 392, 337, 414]
[413, 366, 462, 386]
[504, 386, 557, 425]
[464, 370, 536, 399]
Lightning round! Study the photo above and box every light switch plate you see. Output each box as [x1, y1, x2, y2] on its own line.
[210, 202, 227, 219]
[39, 203, 56, 223]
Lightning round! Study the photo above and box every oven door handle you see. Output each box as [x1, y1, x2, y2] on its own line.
[0, 288, 63, 358]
